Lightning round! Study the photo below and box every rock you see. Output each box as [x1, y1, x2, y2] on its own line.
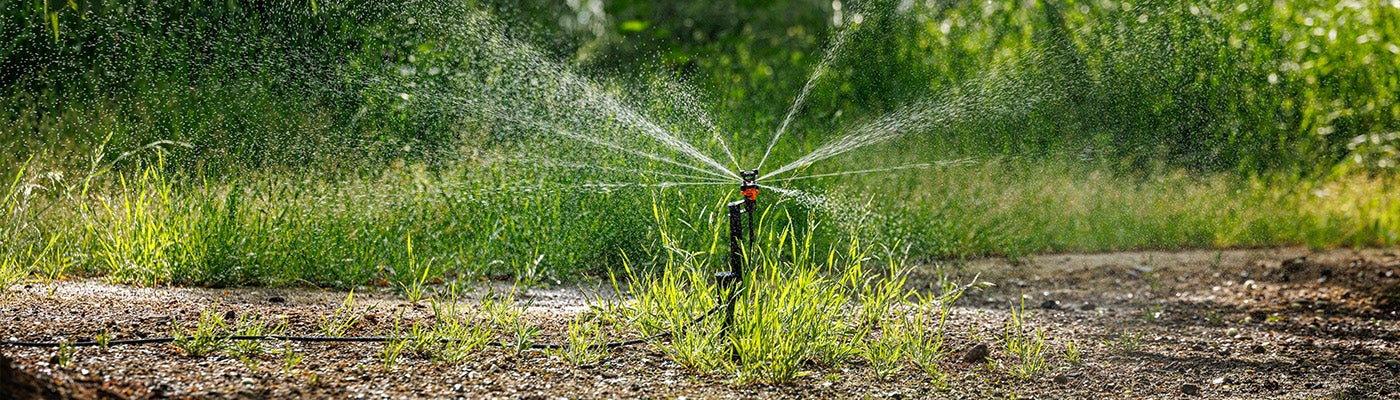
[1249, 310, 1268, 322]
[1251, 344, 1266, 354]
[961, 343, 990, 363]
[268, 296, 286, 303]
[1181, 383, 1201, 396]
[1130, 265, 1154, 276]
[1052, 373, 1070, 385]
[223, 310, 236, 322]
[1079, 303, 1097, 311]
[1040, 300, 1061, 310]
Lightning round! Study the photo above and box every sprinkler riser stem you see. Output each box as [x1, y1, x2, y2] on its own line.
[718, 169, 759, 361]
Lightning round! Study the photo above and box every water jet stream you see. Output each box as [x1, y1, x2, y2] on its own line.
[765, 159, 974, 183]
[519, 157, 724, 183]
[757, 184, 844, 214]
[417, 20, 740, 181]
[578, 181, 732, 190]
[466, 99, 737, 182]
[608, 102, 739, 180]
[663, 80, 743, 172]
[760, 100, 954, 181]
[757, 23, 853, 172]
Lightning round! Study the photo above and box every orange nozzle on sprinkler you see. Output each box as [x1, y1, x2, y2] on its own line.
[741, 187, 759, 201]
[739, 169, 759, 201]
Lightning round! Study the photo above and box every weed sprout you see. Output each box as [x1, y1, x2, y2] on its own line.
[550, 318, 608, 365]
[172, 307, 229, 357]
[396, 234, 435, 304]
[1002, 298, 1049, 379]
[318, 290, 368, 337]
[55, 339, 76, 369]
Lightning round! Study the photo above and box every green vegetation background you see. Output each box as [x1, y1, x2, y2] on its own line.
[2, 0, 1398, 288]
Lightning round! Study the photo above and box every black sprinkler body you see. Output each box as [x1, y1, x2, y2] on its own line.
[738, 169, 758, 244]
[717, 169, 759, 359]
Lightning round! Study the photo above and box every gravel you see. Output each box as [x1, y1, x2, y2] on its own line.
[2, 247, 1397, 399]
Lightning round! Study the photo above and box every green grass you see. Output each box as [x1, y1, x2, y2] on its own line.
[1, 0, 1397, 390]
[1063, 340, 1082, 366]
[0, 255, 24, 296]
[549, 317, 609, 365]
[1001, 298, 1050, 379]
[381, 315, 409, 371]
[423, 298, 494, 364]
[318, 291, 368, 337]
[278, 344, 304, 376]
[2, 153, 1399, 291]
[2, 1, 1399, 292]
[396, 234, 433, 304]
[54, 339, 76, 369]
[230, 313, 286, 364]
[481, 286, 543, 354]
[618, 199, 995, 384]
[172, 307, 230, 357]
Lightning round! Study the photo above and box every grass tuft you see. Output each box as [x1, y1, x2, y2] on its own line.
[0, 256, 25, 296]
[482, 287, 540, 355]
[550, 317, 608, 365]
[230, 313, 285, 367]
[396, 234, 435, 304]
[317, 290, 368, 338]
[424, 297, 493, 364]
[1001, 298, 1050, 379]
[172, 307, 229, 357]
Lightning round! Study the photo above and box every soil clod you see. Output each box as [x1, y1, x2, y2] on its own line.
[961, 343, 990, 364]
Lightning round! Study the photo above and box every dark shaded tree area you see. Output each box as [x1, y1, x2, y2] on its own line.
[3, 0, 1398, 176]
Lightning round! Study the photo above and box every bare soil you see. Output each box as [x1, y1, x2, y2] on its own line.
[2, 248, 1398, 399]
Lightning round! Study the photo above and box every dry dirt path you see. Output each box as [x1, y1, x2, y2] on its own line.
[2, 248, 1397, 399]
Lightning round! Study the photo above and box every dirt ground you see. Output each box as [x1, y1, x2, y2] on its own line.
[2, 247, 1398, 399]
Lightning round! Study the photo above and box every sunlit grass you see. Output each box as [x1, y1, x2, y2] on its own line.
[2, 154, 1399, 291]
[618, 198, 992, 384]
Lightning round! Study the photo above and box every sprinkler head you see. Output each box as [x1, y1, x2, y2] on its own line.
[740, 169, 758, 183]
[739, 169, 759, 201]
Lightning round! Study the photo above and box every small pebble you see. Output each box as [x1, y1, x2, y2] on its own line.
[268, 296, 286, 303]
[1040, 300, 1060, 310]
[1181, 383, 1201, 396]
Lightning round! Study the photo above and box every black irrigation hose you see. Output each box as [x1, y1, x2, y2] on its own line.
[1, 290, 740, 351]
